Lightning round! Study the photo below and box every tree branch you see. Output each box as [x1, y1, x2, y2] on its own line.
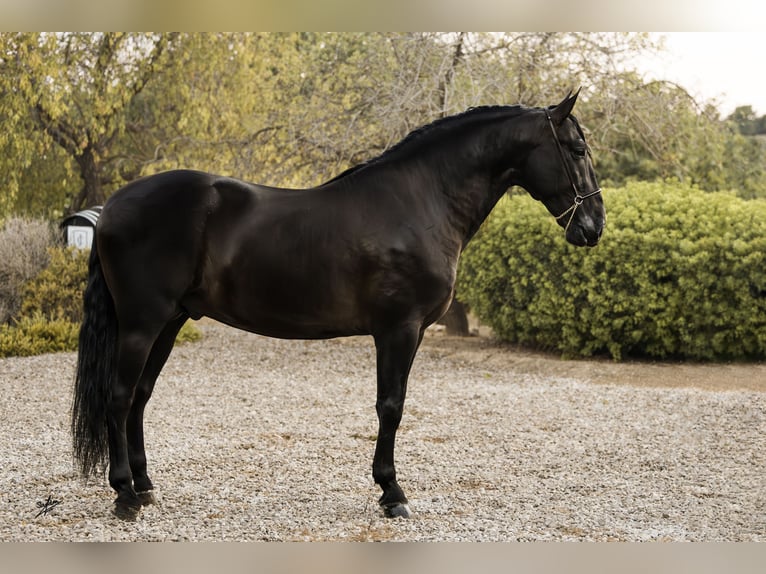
[31, 103, 82, 156]
[437, 32, 465, 116]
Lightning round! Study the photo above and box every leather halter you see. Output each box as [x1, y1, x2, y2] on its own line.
[544, 110, 602, 231]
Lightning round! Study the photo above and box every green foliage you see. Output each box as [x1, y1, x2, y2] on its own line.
[176, 321, 203, 344]
[0, 32, 716, 218]
[21, 247, 89, 322]
[0, 33, 174, 213]
[0, 312, 79, 357]
[13, 145, 80, 220]
[3, 31, 765, 214]
[0, 245, 202, 357]
[458, 181, 766, 361]
[727, 105, 766, 136]
[586, 80, 766, 200]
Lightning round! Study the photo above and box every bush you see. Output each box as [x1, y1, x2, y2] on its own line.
[21, 247, 89, 322]
[0, 245, 202, 357]
[0, 312, 79, 357]
[458, 181, 766, 361]
[0, 217, 58, 324]
[176, 321, 203, 344]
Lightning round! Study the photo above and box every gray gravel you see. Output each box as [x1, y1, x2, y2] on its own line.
[1, 321, 764, 541]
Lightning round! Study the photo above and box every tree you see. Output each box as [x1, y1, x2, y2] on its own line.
[11, 146, 78, 219]
[585, 77, 766, 197]
[238, 33, 663, 187]
[728, 105, 762, 136]
[6, 32, 762, 220]
[0, 33, 173, 214]
[102, 33, 278, 183]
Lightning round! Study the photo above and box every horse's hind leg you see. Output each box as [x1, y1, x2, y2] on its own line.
[108, 320, 167, 520]
[127, 314, 189, 506]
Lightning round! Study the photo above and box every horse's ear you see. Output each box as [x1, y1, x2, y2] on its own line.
[549, 88, 581, 125]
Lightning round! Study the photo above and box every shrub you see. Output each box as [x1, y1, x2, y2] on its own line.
[0, 217, 58, 324]
[458, 181, 766, 361]
[21, 247, 89, 322]
[176, 321, 203, 344]
[0, 312, 79, 358]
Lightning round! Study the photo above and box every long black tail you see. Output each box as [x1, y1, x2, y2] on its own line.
[71, 242, 117, 477]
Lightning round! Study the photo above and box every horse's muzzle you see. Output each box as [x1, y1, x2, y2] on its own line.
[566, 219, 604, 247]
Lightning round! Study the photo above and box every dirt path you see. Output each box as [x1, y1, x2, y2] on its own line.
[420, 326, 766, 393]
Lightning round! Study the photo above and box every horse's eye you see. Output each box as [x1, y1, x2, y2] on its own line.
[571, 146, 587, 160]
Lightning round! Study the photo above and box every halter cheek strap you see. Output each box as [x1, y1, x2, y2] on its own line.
[544, 110, 602, 232]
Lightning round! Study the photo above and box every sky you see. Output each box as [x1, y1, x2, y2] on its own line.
[635, 32, 765, 117]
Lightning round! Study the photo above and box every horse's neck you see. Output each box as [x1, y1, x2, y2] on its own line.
[340, 111, 530, 247]
[432, 173, 503, 246]
[431, 117, 530, 246]
[437, 148, 525, 247]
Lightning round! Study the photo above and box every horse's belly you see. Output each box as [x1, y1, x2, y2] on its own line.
[181, 283, 368, 340]
[204, 310, 367, 340]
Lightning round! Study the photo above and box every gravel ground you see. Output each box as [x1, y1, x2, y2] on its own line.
[1, 320, 764, 541]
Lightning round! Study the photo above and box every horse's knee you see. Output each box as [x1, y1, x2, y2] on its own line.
[376, 397, 404, 426]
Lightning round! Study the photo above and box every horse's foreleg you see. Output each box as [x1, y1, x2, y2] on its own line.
[127, 315, 188, 506]
[372, 323, 424, 518]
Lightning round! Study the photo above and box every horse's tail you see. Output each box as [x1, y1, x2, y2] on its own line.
[71, 241, 117, 478]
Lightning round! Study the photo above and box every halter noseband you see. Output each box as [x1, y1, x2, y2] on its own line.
[544, 110, 602, 232]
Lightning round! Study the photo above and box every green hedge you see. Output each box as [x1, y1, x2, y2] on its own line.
[458, 181, 766, 361]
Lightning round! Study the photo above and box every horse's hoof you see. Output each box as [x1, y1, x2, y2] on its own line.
[137, 491, 157, 506]
[382, 502, 412, 519]
[113, 501, 141, 521]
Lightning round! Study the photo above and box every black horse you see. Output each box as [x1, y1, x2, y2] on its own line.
[72, 91, 605, 520]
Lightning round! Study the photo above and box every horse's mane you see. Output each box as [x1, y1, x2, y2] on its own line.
[322, 105, 532, 186]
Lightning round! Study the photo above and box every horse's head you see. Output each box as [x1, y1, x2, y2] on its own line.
[521, 90, 605, 247]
